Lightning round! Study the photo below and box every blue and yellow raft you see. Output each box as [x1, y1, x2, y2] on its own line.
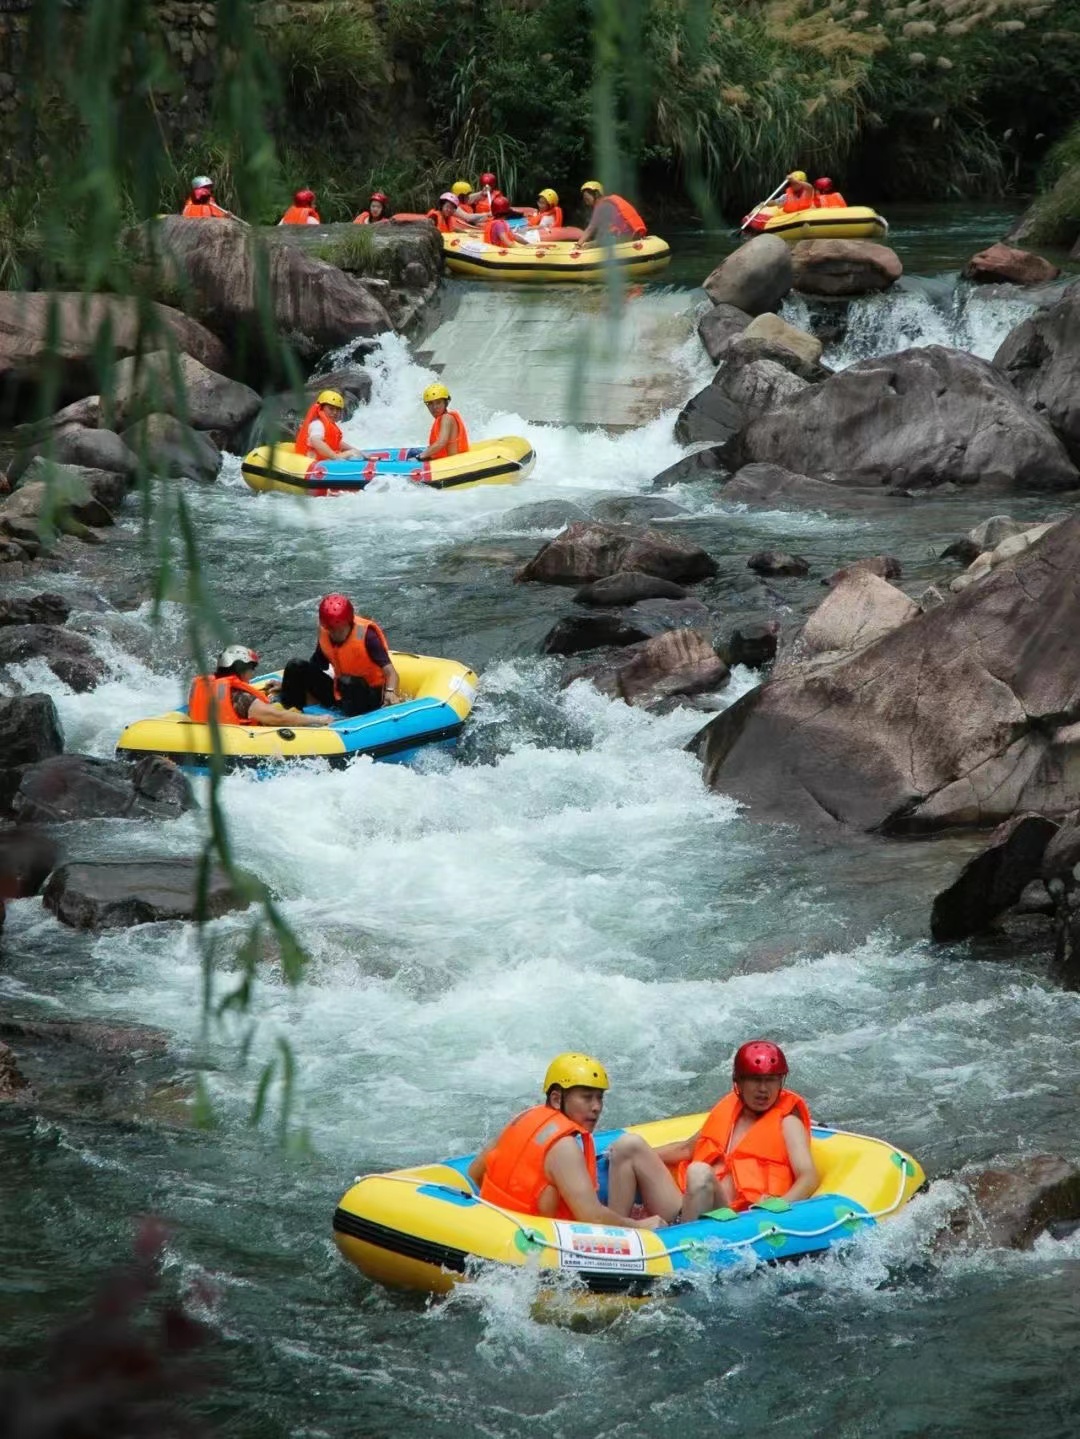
[333, 1112, 925, 1303]
[240, 437, 534, 496]
[115, 653, 477, 773]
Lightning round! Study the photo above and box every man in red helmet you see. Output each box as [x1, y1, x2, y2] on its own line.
[279, 189, 321, 225]
[814, 177, 847, 208]
[277, 594, 401, 716]
[607, 1040, 818, 1225]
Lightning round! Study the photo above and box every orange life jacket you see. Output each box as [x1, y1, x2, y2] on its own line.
[819, 191, 847, 208]
[317, 617, 389, 695]
[602, 194, 647, 238]
[187, 674, 265, 726]
[181, 200, 229, 219]
[295, 402, 344, 459]
[354, 210, 390, 225]
[782, 188, 814, 214]
[280, 205, 320, 225]
[528, 207, 564, 229]
[479, 1104, 599, 1219]
[473, 192, 495, 215]
[432, 210, 456, 233]
[678, 1089, 812, 1209]
[427, 409, 469, 460]
[482, 217, 514, 246]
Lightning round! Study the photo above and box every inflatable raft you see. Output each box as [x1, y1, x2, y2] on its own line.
[745, 206, 888, 243]
[442, 232, 671, 283]
[333, 1113, 925, 1303]
[115, 653, 477, 773]
[240, 438, 534, 496]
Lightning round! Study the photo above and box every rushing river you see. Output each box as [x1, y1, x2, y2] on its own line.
[2, 207, 1080, 1437]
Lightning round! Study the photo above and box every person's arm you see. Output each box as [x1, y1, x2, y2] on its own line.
[652, 1133, 698, 1166]
[415, 413, 455, 461]
[545, 1137, 665, 1230]
[364, 627, 400, 704]
[248, 698, 331, 728]
[779, 1116, 819, 1203]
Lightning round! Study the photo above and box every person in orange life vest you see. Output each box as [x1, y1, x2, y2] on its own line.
[279, 188, 321, 225]
[482, 194, 532, 250]
[277, 593, 401, 717]
[467, 1053, 667, 1229]
[470, 171, 501, 214]
[432, 193, 476, 234]
[354, 191, 391, 224]
[611, 1040, 819, 1225]
[781, 170, 815, 213]
[401, 382, 470, 463]
[187, 646, 330, 729]
[527, 188, 564, 231]
[577, 180, 648, 245]
[814, 176, 847, 208]
[450, 180, 475, 212]
[295, 389, 362, 462]
[181, 175, 231, 219]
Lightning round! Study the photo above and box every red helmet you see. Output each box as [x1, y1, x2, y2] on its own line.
[733, 1040, 788, 1078]
[814, 177, 833, 193]
[370, 192, 388, 206]
[295, 188, 316, 205]
[491, 194, 511, 216]
[318, 593, 355, 628]
[480, 171, 497, 187]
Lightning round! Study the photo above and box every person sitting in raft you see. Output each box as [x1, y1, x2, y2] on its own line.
[467, 1053, 670, 1229]
[295, 389, 362, 462]
[432, 192, 476, 233]
[781, 170, 815, 213]
[354, 191, 391, 224]
[813, 176, 847, 208]
[470, 171, 502, 214]
[577, 180, 647, 245]
[181, 175, 232, 219]
[279, 188, 320, 225]
[404, 382, 470, 462]
[482, 194, 533, 249]
[610, 1039, 819, 1226]
[528, 188, 563, 231]
[278, 594, 401, 716]
[450, 180, 475, 213]
[188, 646, 330, 729]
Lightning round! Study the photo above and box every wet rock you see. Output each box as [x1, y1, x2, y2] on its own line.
[0, 537, 34, 566]
[574, 572, 688, 607]
[710, 349, 810, 418]
[963, 244, 1060, 286]
[107, 350, 261, 442]
[439, 544, 523, 567]
[649, 446, 727, 489]
[0, 593, 69, 627]
[305, 364, 374, 407]
[722, 463, 905, 513]
[697, 302, 752, 363]
[691, 513, 1080, 834]
[970, 515, 1036, 551]
[0, 625, 104, 692]
[543, 599, 711, 656]
[994, 288, 1080, 465]
[1042, 823, 1080, 983]
[120, 414, 221, 483]
[918, 585, 947, 613]
[1016, 879, 1054, 915]
[791, 239, 902, 296]
[7, 755, 194, 824]
[723, 621, 780, 669]
[747, 550, 809, 578]
[0, 1016, 169, 1056]
[7, 425, 139, 485]
[741, 312, 823, 368]
[930, 814, 1059, 942]
[42, 858, 252, 930]
[942, 1155, 1080, 1250]
[589, 496, 687, 524]
[940, 537, 981, 566]
[13, 394, 103, 442]
[728, 346, 1077, 493]
[0, 1042, 29, 1101]
[702, 235, 793, 316]
[673, 382, 745, 446]
[248, 380, 368, 448]
[0, 826, 60, 899]
[796, 572, 918, 664]
[568, 629, 729, 709]
[949, 522, 1058, 594]
[517, 521, 718, 586]
[0, 694, 64, 768]
[1, 465, 123, 541]
[823, 556, 902, 587]
[502, 500, 591, 530]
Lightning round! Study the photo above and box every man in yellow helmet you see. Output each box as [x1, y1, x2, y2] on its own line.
[577, 179, 647, 246]
[467, 1053, 673, 1228]
[406, 382, 470, 462]
[782, 169, 814, 214]
[295, 389, 362, 462]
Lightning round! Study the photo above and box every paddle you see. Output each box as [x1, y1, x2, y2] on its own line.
[739, 177, 789, 235]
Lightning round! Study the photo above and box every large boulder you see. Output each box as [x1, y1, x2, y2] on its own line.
[543, 598, 711, 656]
[7, 425, 139, 485]
[42, 858, 252, 930]
[949, 521, 1058, 594]
[120, 414, 222, 484]
[994, 289, 1080, 465]
[6, 755, 194, 823]
[0, 291, 228, 402]
[709, 348, 811, 418]
[741, 312, 823, 368]
[793, 571, 918, 664]
[0, 625, 104, 692]
[791, 239, 902, 296]
[963, 243, 1061, 286]
[0, 593, 69, 628]
[17, 457, 126, 516]
[517, 522, 718, 586]
[138, 217, 393, 362]
[721, 463, 905, 513]
[0, 826, 60, 900]
[106, 350, 260, 442]
[574, 572, 688, 607]
[673, 382, 745, 446]
[691, 514, 1080, 834]
[568, 629, 729, 709]
[729, 346, 1078, 493]
[649, 446, 728, 490]
[930, 814, 1060, 943]
[941, 1155, 1080, 1249]
[697, 302, 752, 363]
[0, 694, 64, 768]
[589, 496, 687, 525]
[702, 236, 793, 316]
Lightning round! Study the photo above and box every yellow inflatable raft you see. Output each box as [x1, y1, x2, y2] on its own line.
[751, 206, 888, 243]
[240, 437, 535, 496]
[333, 1113, 925, 1305]
[442, 232, 672, 283]
[115, 654, 477, 772]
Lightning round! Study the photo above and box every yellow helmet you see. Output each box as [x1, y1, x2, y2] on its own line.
[580, 179, 604, 195]
[538, 187, 559, 207]
[451, 180, 472, 197]
[422, 382, 450, 403]
[788, 169, 808, 183]
[316, 389, 345, 409]
[543, 1053, 610, 1093]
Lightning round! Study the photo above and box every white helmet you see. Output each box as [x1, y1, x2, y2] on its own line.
[192, 175, 213, 190]
[218, 645, 258, 669]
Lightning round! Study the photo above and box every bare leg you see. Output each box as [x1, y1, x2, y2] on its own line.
[679, 1160, 737, 1223]
[606, 1134, 683, 1222]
